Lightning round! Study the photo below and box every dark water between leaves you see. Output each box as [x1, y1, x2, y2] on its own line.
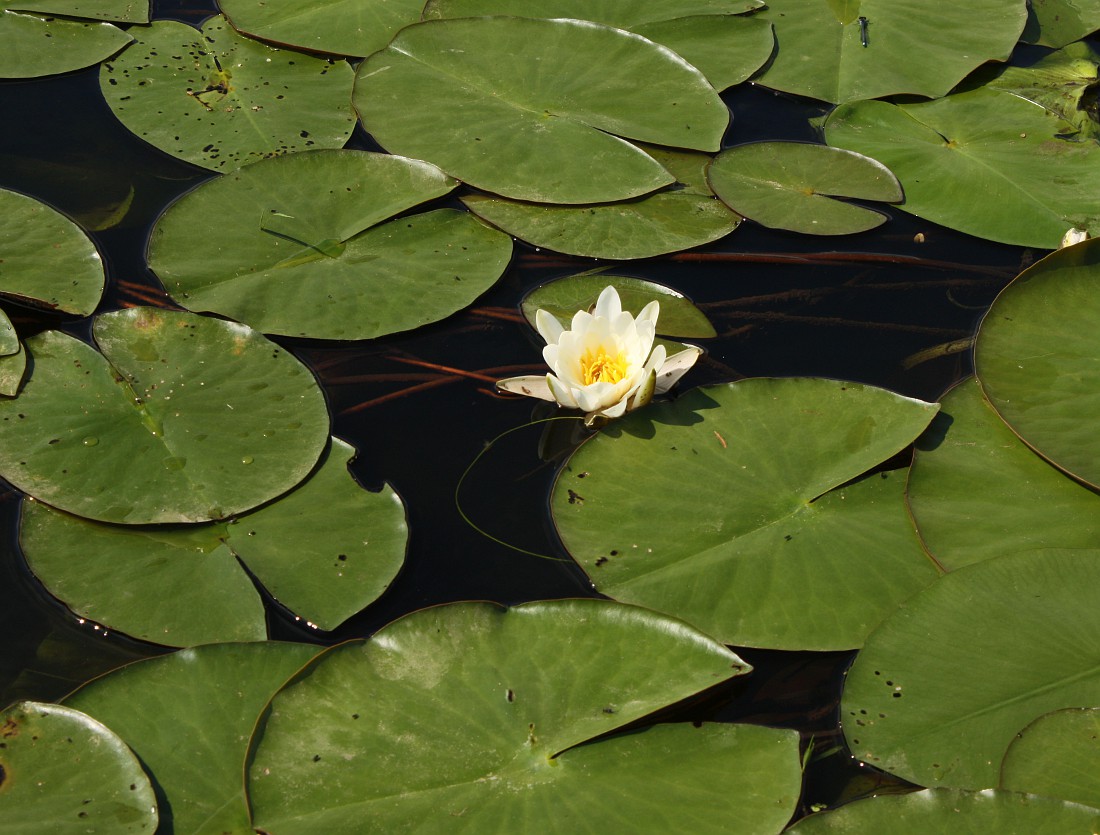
[0, 0, 1034, 817]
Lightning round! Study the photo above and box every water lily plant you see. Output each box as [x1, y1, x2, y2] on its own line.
[497, 285, 702, 426]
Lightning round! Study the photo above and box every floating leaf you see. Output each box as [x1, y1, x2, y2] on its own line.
[0, 701, 158, 834]
[1001, 708, 1100, 809]
[552, 379, 939, 650]
[0, 188, 104, 315]
[463, 145, 740, 259]
[353, 17, 728, 203]
[0, 308, 330, 524]
[65, 642, 320, 835]
[423, 0, 765, 27]
[0, 10, 132, 78]
[7, 1, 149, 23]
[842, 549, 1100, 788]
[248, 599, 803, 834]
[789, 788, 1100, 833]
[975, 239, 1100, 486]
[0, 344, 25, 397]
[753, 0, 1026, 103]
[825, 89, 1100, 248]
[1022, 0, 1100, 47]
[100, 16, 356, 171]
[149, 149, 511, 339]
[708, 142, 901, 235]
[907, 378, 1100, 570]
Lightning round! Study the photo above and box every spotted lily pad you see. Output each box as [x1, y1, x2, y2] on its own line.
[7, 1, 149, 23]
[1023, 0, 1100, 47]
[0, 9, 132, 78]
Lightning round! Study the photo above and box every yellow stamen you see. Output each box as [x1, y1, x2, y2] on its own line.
[581, 348, 629, 385]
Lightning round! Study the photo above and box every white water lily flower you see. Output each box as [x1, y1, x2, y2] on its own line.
[497, 285, 703, 426]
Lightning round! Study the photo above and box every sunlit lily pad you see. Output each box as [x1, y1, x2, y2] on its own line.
[7, 1, 149, 23]
[353, 17, 729, 203]
[907, 378, 1100, 570]
[0, 10, 132, 78]
[100, 15, 356, 171]
[825, 88, 1100, 248]
[423, 0, 764, 27]
[0, 700, 158, 834]
[842, 549, 1100, 789]
[753, 0, 1026, 103]
[1001, 708, 1100, 808]
[789, 788, 1100, 833]
[0, 307, 330, 524]
[149, 149, 511, 339]
[463, 145, 740, 259]
[552, 379, 940, 650]
[248, 599, 804, 833]
[1023, 0, 1100, 47]
[65, 642, 320, 835]
[708, 142, 902, 235]
[0, 189, 104, 315]
[975, 239, 1100, 486]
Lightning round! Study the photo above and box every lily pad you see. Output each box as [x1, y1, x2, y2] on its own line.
[0, 307, 330, 524]
[1001, 708, 1100, 809]
[353, 16, 729, 203]
[0, 343, 25, 397]
[552, 379, 940, 650]
[975, 239, 1100, 486]
[789, 788, 1100, 833]
[0, 188, 104, 315]
[842, 549, 1100, 789]
[6, 1, 149, 23]
[0, 701, 158, 834]
[1023, 0, 1100, 47]
[65, 642, 320, 835]
[148, 149, 511, 340]
[0, 10, 132, 78]
[906, 378, 1100, 570]
[521, 275, 715, 338]
[100, 15, 356, 171]
[753, 0, 1026, 103]
[248, 599, 804, 834]
[463, 145, 740, 259]
[825, 88, 1100, 248]
[423, 0, 765, 27]
[707, 142, 902, 235]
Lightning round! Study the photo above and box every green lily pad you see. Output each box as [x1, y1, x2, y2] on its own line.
[0, 189, 104, 315]
[65, 642, 320, 835]
[353, 17, 729, 203]
[753, 0, 1026, 103]
[100, 15, 356, 171]
[219, 0, 424, 57]
[148, 149, 511, 340]
[1023, 0, 1100, 47]
[248, 599, 803, 834]
[842, 549, 1100, 789]
[7, 1, 149, 23]
[0, 343, 26, 397]
[423, 0, 765, 27]
[789, 788, 1100, 833]
[1001, 708, 1100, 808]
[552, 379, 940, 650]
[0, 10, 132, 78]
[975, 239, 1100, 486]
[0, 701, 158, 834]
[463, 145, 740, 259]
[708, 142, 902, 235]
[521, 275, 715, 338]
[906, 378, 1100, 571]
[0, 307, 330, 524]
[825, 88, 1100, 248]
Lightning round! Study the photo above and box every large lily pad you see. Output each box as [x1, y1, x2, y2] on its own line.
[100, 15, 356, 171]
[463, 145, 740, 259]
[975, 239, 1100, 486]
[0, 308, 330, 524]
[1023, 0, 1100, 47]
[248, 599, 804, 833]
[1001, 708, 1100, 809]
[149, 149, 511, 340]
[753, 0, 1026, 103]
[65, 642, 320, 835]
[552, 379, 940, 650]
[0, 10, 132, 78]
[906, 378, 1100, 570]
[353, 17, 729, 203]
[708, 142, 902, 235]
[842, 549, 1100, 789]
[6, 1, 149, 23]
[423, 0, 765, 27]
[0, 700, 158, 834]
[825, 89, 1100, 248]
[0, 188, 104, 315]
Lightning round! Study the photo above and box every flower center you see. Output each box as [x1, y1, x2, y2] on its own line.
[580, 348, 629, 386]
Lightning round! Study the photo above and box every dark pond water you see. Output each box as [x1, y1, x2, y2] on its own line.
[0, 0, 1035, 819]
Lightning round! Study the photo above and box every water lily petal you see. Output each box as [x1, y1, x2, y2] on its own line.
[643, 343, 668, 377]
[593, 284, 622, 320]
[496, 375, 556, 402]
[628, 368, 657, 412]
[535, 308, 565, 345]
[546, 373, 580, 409]
[636, 299, 660, 327]
[655, 345, 703, 394]
[574, 380, 623, 413]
